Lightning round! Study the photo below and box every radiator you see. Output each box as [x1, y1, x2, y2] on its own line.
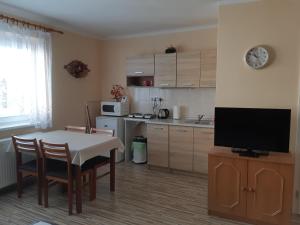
[0, 138, 16, 189]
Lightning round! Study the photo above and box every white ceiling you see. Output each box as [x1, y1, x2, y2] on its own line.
[0, 0, 255, 39]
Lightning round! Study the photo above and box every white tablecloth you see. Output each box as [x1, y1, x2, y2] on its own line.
[7, 130, 124, 166]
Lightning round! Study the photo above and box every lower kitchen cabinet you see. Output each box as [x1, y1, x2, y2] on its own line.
[208, 148, 294, 225]
[169, 126, 194, 171]
[193, 128, 214, 173]
[147, 124, 169, 167]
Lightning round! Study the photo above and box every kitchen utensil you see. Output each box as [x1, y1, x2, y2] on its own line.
[158, 109, 169, 119]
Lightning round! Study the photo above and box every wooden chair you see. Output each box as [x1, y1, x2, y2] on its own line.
[39, 140, 94, 215]
[11, 136, 42, 205]
[90, 127, 114, 136]
[83, 128, 115, 199]
[64, 125, 87, 133]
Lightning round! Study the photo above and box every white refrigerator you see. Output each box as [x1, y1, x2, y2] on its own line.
[96, 116, 125, 162]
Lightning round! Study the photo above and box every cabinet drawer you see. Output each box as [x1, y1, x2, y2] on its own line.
[147, 124, 169, 167]
[169, 126, 193, 171]
[96, 118, 118, 130]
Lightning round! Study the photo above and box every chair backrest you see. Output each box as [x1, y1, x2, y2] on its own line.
[39, 140, 73, 179]
[12, 136, 40, 168]
[39, 140, 71, 161]
[90, 128, 114, 137]
[64, 125, 87, 133]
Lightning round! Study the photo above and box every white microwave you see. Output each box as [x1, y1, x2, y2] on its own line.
[101, 101, 129, 116]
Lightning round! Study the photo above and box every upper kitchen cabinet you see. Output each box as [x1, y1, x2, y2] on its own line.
[200, 49, 217, 87]
[126, 55, 154, 76]
[177, 52, 201, 88]
[154, 53, 177, 88]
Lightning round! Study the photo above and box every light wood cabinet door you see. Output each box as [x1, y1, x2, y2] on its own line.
[126, 55, 154, 76]
[147, 124, 169, 167]
[193, 128, 214, 174]
[154, 53, 177, 87]
[208, 155, 247, 217]
[247, 161, 294, 225]
[200, 49, 217, 87]
[177, 52, 201, 88]
[169, 126, 193, 171]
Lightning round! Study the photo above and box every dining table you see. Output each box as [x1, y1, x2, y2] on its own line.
[7, 130, 124, 213]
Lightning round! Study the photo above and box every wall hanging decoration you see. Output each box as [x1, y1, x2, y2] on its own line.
[110, 85, 125, 101]
[64, 60, 90, 78]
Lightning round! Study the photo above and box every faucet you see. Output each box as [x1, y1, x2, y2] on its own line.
[198, 114, 205, 121]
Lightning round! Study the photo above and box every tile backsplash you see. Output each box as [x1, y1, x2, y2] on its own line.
[128, 87, 215, 119]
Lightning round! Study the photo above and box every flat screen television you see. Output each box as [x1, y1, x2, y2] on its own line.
[214, 107, 291, 156]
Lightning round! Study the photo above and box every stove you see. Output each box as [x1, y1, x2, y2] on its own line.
[128, 113, 156, 119]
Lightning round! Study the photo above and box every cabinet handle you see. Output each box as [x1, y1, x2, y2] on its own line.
[183, 83, 194, 87]
[248, 187, 256, 192]
[241, 187, 248, 192]
[176, 129, 188, 132]
[134, 71, 144, 74]
[154, 127, 163, 130]
[159, 83, 169, 86]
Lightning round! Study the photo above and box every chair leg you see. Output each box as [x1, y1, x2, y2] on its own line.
[17, 171, 22, 198]
[83, 175, 87, 185]
[89, 170, 96, 201]
[110, 150, 116, 192]
[68, 180, 73, 215]
[37, 176, 42, 205]
[43, 178, 48, 208]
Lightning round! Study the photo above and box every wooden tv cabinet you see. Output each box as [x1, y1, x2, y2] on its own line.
[208, 147, 294, 225]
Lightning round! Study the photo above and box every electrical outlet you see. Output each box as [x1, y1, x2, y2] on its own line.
[151, 97, 163, 101]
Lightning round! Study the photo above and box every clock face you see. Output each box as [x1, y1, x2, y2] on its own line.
[245, 46, 269, 69]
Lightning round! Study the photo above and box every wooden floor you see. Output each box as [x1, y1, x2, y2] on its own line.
[0, 163, 299, 225]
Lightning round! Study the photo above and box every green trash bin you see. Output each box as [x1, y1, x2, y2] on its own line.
[131, 136, 147, 163]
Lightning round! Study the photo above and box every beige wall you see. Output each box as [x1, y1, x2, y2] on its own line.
[216, 0, 300, 153]
[0, 31, 102, 138]
[99, 28, 217, 100]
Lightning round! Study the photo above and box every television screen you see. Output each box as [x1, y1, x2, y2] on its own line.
[214, 107, 291, 153]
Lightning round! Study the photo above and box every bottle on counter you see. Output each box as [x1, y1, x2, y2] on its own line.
[173, 105, 181, 120]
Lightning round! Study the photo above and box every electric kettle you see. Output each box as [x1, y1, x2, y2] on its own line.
[158, 109, 169, 119]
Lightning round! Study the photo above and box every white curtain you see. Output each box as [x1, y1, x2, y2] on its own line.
[0, 21, 52, 129]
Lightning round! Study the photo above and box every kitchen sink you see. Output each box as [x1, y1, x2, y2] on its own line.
[183, 119, 213, 125]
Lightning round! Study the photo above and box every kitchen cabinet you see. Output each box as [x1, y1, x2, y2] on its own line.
[193, 128, 214, 173]
[126, 55, 154, 76]
[200, 49, 217, 87]
[169, 126, 193, 171]
[177, 52, 201, 88]
[147, 124, 169, 167]
[154, 53, 177, 87]
[147, 123, 214, 173]
[208, 155, 248, 217]
[208, 148, 294, 225]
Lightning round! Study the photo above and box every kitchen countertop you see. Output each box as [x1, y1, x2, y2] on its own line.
[124, 117, 214, 129]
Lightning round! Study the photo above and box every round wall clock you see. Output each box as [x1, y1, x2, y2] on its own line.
[245, 46, 270, 69]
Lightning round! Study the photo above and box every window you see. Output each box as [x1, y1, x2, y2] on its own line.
[0, 22, 52, 130]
